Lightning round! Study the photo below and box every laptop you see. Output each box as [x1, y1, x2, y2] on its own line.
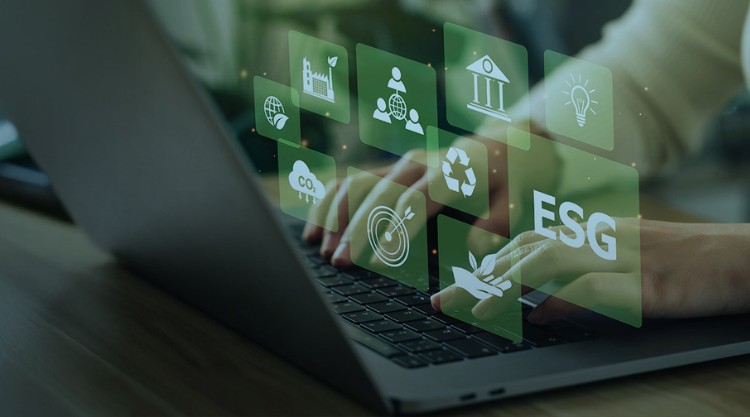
[1, 0, 749, 414]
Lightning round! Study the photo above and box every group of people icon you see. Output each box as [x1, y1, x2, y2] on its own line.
[372, 67, 424, 135]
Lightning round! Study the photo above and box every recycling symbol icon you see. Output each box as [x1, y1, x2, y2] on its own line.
[442, 146, 476, 197]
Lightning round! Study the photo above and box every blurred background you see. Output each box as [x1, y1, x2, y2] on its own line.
[1, 0, 749, 222]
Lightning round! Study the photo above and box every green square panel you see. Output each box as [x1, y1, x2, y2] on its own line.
[253, 76, 301, 147]
[444, 22, 529, 144]
[356, 44, 437, 157]
[289, 31, 350, 123]
[427, 127, 490, 219]
[347, 167, 428, 290]
[437, 215, 522, 342]
[507, 132, 641, 327]
[545, 50, 614, 150]
[277, 142, 338, 232]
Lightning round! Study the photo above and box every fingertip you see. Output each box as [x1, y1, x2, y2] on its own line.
[331, 243, 352, 268]
[430, 293, 441, 312]
[320, 234, 336, 258]
[302, 224, 321, 242]
[471, 299, 492, 321]
[526, 308, 548, 324]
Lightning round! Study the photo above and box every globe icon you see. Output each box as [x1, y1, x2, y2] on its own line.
[388, 93, 407, 121]
[263, 96, 285, 125]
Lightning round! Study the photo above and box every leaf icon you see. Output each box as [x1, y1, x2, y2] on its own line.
[328, 56, 338, 68]
[478, 254, 495, 277]
[273, 113, 289, 130]
[468, 251, 478, 271]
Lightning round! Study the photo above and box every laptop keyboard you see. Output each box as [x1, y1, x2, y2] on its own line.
[298, 241, 598, 369]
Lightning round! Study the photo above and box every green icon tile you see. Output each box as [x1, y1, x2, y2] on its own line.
[437, 215, 522, 342]
[427, 127, 490, 219]
[356, 44, 437, 157]
[507, 132, 641, 327]
[289, 31, 350, 123]
[544, 50, 614, 150]
[444, 22, 529, 144]
[277, 142, 338, 232]
[347, 167, 428, 290]
[254, 76, 301, 147]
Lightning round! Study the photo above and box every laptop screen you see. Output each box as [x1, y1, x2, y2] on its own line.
[149, 0, 750, 342]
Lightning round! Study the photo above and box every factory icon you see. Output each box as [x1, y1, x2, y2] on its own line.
[302, 56, 337, 103]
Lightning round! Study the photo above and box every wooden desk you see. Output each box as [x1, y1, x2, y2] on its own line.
[1, 199, 749, 416]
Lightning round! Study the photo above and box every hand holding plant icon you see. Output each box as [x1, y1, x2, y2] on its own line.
[451, 251, 512, 300]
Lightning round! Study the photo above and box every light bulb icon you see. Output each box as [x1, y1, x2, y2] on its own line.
[563, 74, 598, 127]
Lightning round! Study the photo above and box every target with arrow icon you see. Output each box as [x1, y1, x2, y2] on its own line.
[367, 205, 415, 267]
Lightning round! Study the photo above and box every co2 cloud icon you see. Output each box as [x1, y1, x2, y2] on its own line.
[289, 160, 326, 205]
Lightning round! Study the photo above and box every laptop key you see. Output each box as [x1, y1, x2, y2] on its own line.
[350, 292, 388, 305]
[362, 320, 402, 334]
[344, 323, 403, 358]
[333, 302, 365, 314]
[420, 349, 463, 365]
[346, 269, 381, 280]
[317, 275, 353, 287]
[404, 319, 445, 333]
[522, 323, 564, 347]
[445, 338, 496, 358]
[381, 329, 421, 343]
[386, 310, 426, 323]
[500, 342, 532, 353]
[332, 284, 370, 296]
[306, 254, 324, 266]
[324, 292, 347, 304]
[344, 310, 384, 324]
[451, 321, 484, 334]
[359, 277, 398, 289]
[392, 355, 428, 369]
[395, 294, 431, 306]
[424, 328, 466, 342]
[401, 338, 442, 353]
[475, 332, 533, 353]
[315, 265, 339, 278]
[411, 304, 438, 316]
[368, 301, 407, 314]
[377, 286, 416, 298]
[432, 313, 460, 325]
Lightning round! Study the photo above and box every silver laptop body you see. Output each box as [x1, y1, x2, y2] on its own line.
[1, 0, 749, 413]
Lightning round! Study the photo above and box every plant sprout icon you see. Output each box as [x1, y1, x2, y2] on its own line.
[452, 251, 512, 300]
[563, 74, 598, 127]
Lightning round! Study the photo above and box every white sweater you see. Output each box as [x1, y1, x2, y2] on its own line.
[544, 0, 750, 179]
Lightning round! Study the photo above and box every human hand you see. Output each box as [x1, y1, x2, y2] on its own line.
[432, 219, 750, 324]
[302, 135, 515, 267]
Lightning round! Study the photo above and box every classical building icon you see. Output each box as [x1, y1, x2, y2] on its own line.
[466, 55, 511, 122]
[302, 56, 337, 103]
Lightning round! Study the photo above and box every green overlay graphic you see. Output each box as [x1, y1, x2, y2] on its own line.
[427, 127, 490, 219]
[347, 167, 428, 290]
[254, 77, 301, 147]
[357, 44, 437, 157]
[278, 142, 338, 231]
[289, 31, 350, 123]
[545, 50, 614, 150]
[438, 215, 522, 342]
[508, 132, 641, 327]
[444, 22, 529, 144]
